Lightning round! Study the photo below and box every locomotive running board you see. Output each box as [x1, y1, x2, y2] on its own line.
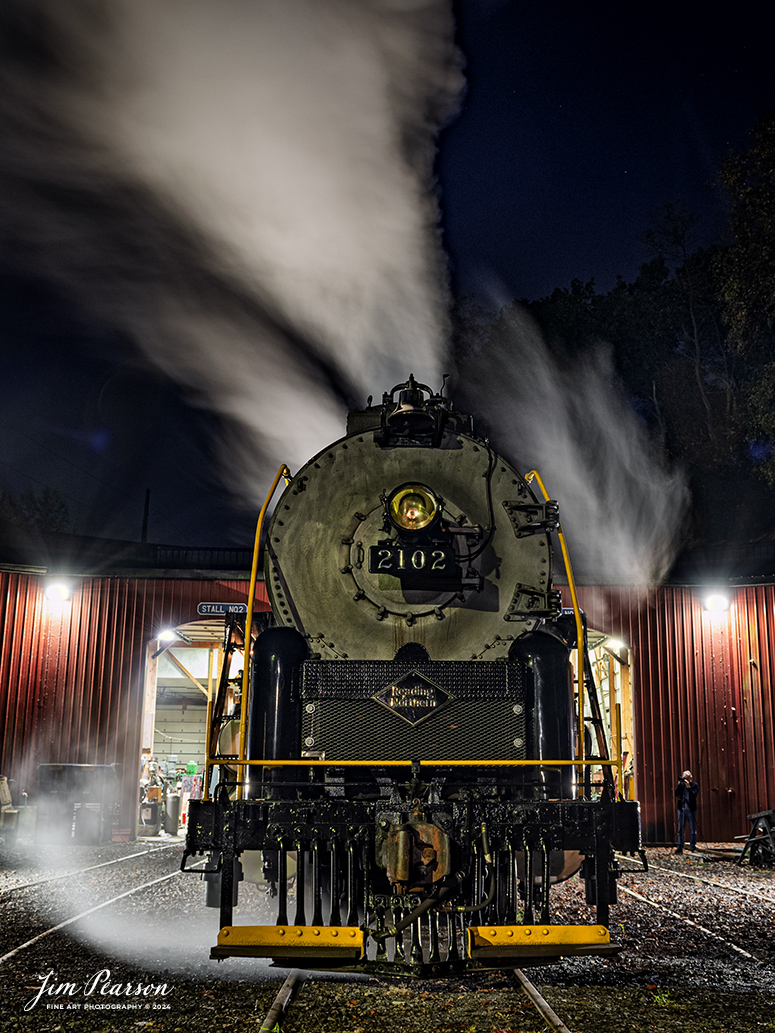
[468, 924, 619, 960]
[211, 925, 364, 960]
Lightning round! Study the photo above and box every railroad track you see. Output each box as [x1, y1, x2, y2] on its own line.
[0, 843, 184, 965]
[616, 855, 774, 965]
[0, 841, 181, 897]
[255, 968, 575, 1033]
[257, 970, 304, 1033]
[644, 859, 775, 906]
[512, 968, 573, 1032]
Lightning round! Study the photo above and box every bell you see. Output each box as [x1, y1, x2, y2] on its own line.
[386, 388, 435, 435]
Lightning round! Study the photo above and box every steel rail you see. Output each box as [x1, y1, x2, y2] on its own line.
[0, 870, 181, 965]
[513, 968, 573, 1032]
[619, 885, 761, 962]
[639, 860, 775, 907]
[0, 842, 182, 897]
[256, 970, 304, 1032]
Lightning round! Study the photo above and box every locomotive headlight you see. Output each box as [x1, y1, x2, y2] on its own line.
[388, 483, 439, 533]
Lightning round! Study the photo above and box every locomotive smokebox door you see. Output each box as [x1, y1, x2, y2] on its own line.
[264, 377, 559, 662]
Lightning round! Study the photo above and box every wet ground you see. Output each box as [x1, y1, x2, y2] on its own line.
[1, 836, 773, 1031]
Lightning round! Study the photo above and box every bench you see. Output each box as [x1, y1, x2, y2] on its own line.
[737, 809, 775, 867]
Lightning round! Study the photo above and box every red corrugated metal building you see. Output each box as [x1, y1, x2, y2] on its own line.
[1, 566, 773, 844]
[571, 583, 775, 845]
[0, 570, 266, 840]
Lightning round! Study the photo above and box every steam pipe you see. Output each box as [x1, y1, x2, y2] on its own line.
[373, 870, 466, 941]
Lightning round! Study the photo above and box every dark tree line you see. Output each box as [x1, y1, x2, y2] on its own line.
[0, 486, 71, 535]
[454, 112, 775, 545]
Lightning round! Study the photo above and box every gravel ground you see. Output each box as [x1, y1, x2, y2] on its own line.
[1, 836, 773, 1032]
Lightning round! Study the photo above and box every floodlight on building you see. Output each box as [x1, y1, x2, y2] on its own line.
[158, 628, 178, 641]
[703, 591, 730, 612]
[44, 580, 74, 602]
[606, 638, 625, 652]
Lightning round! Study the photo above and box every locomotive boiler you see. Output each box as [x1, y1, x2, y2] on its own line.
[183, 376, 641, 976]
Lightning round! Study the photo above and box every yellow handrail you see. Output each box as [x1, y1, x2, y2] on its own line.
[524, 470, 586, 789]
[235, 464, 292, 800]
[206, 757, 619, 769]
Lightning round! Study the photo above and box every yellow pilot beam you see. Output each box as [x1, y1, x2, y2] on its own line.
[214, 925, 364, 959]
[468, 924, 612, 958]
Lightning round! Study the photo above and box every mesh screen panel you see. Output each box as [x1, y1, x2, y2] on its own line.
[301, 660, 526, 761]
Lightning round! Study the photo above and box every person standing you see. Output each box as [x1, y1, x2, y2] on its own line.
[675, 769, 699, 853]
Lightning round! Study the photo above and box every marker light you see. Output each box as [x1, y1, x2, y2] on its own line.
[703, 592, 730, 612]
[388, 484, 438, 533]
[44, 580, 73, 602]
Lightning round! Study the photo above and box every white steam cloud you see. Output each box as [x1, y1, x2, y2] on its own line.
[0, 0, 461, 506]
[458, 305, 688, 586]
[1, 1, 686, 580]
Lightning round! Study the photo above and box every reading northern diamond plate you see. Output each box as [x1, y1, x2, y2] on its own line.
[373, 671, 451, 726]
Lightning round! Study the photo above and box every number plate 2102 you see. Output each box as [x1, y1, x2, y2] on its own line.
[368, 543, 455, 576]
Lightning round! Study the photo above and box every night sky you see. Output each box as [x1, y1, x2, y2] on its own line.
[440, 1, 774, 301]
[1, 1, 773, 550]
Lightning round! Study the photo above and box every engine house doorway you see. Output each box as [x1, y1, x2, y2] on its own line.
[584, 630, 635, 801]
[138, 619, 243, 837]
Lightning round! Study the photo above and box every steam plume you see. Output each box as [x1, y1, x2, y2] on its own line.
[457, 304, 689, 586]
[0, 0, 462, 519]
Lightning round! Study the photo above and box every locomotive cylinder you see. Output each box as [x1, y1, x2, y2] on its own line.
[247, 626, 308, 794]
[509, 629, 575, 798]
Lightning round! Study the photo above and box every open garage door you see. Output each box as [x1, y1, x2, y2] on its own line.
[139, 619, 243, 836]
[585, 629, 635, 800]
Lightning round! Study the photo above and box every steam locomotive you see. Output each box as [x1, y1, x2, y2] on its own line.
[183, 376, 641, 976]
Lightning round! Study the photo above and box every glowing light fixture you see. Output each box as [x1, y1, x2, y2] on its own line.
[606, 638, 625, 652]
[44, 580, 73, 602]
[703, 592, 730, 612]
[159, 628, 178, 641]
[388, 483, 439, 533]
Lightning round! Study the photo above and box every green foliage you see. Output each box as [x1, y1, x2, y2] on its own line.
[652, 988, 673, 1008]
[718, 111, 775, 356]
[0, 487, 71, 534]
